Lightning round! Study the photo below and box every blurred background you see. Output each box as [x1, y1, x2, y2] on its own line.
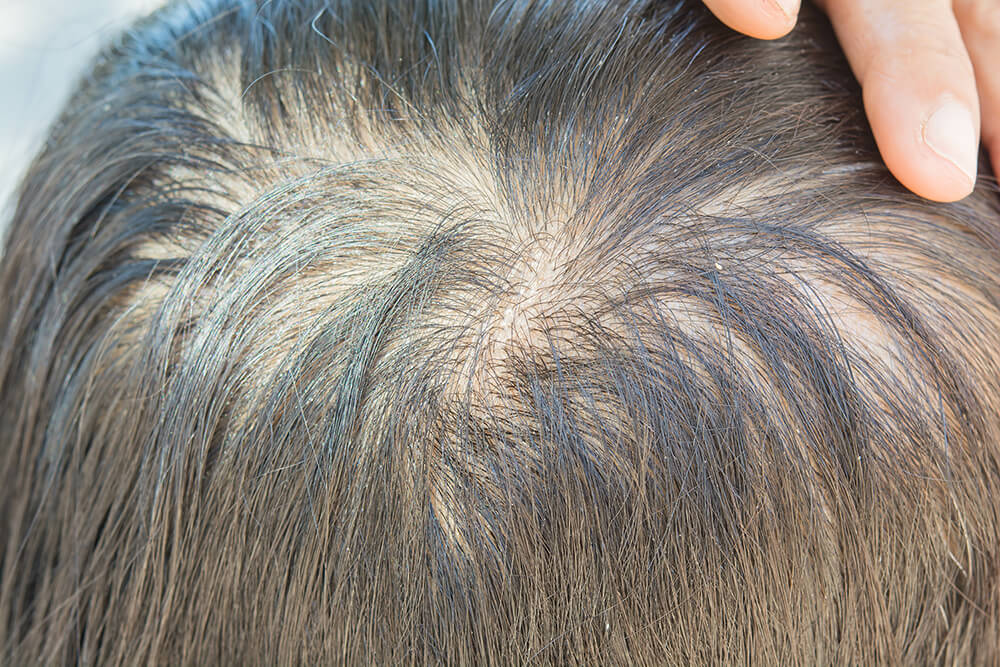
[0, 0, 164, 235]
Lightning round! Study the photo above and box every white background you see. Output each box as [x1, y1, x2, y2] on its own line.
[0, 0, 164, 235]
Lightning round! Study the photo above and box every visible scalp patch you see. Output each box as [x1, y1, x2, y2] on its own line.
[7, 1, 1000, 664]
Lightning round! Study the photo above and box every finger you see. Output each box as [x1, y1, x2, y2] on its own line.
[700, 0, 800, 40]
[817, 0, 979, 202]
[954, 1, 1000, 187]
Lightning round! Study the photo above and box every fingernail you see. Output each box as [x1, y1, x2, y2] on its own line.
[924, 99, 978, 188]
[768, 0, 798, 21]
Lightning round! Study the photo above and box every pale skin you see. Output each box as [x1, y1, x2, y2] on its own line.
[702, 0, 998, 202]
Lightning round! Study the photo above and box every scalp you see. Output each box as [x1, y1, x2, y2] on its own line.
[3, 0, 1000, 664]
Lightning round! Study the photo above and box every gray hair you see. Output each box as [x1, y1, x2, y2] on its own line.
[2, 0, 1000, 663]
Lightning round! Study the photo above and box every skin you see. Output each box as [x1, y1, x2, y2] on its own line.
[702, 0, 997, 203]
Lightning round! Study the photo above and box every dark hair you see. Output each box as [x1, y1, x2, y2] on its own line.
[3, 0, 1000, 663]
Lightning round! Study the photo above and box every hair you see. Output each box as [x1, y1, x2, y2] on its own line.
[3, 0, 1000, 663]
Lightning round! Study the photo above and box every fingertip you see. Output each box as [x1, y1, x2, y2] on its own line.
[701, 0, 799, 41]
[922, 98, 978, 197]
[758, 0, 800, 40]
[865, 81, 978, 203]
[819, 0, 983, 202]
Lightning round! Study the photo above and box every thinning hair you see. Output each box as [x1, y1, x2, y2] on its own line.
[3, 0, 1000, 663]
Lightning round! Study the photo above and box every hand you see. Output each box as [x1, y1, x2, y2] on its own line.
[702, 0, 995, 203]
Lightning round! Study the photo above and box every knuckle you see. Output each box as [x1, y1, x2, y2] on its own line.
[896, 33, 974, 79]
[861, 37, 972, 90]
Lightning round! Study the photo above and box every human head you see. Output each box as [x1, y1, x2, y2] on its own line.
[2, 0, 1000, 663]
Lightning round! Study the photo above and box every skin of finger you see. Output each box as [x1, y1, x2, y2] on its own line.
[821, 0, 979, 201]
[700, 0, 800, 40]
[954, 0, 1000, 168]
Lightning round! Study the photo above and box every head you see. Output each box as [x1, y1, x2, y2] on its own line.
[3, 0, 1000, 663]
